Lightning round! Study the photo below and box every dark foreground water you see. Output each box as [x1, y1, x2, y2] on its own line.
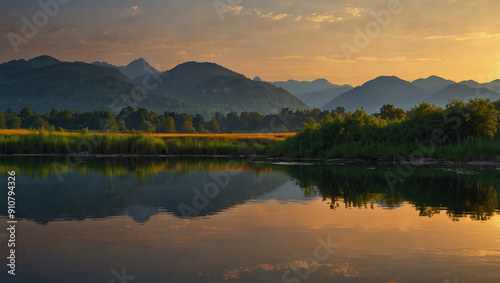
[0, 157, 499, 283]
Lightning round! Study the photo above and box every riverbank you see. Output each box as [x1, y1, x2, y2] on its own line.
[0, 153, 499, 167]
[0, 130, 498, 164]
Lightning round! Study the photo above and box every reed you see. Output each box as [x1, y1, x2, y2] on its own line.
[0, 131, 265, 156]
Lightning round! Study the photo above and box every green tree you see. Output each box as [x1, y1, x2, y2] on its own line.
[30, 117, 50, 129]
[465, 98, 499, 139]
[181, 119, 196, 133]
[0, 115, 6, 129]
[5, 114, 21, 129]
[116, 119, 127, 132]
[20, 107, 32, 120]
[158, 117, 176, 133]
[206, 119, 220, 133]
[380, 104, 406, 120]
[138, 120, 156, 133]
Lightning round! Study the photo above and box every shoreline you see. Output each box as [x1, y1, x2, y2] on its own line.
[1, 153, 499, 166]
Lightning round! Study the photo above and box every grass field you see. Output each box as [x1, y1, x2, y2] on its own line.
[0, 130, 295, 155]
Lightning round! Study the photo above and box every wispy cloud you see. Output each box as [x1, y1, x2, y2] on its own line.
[304, 13, 343, 23]
[425, 32, 500, 41]
[356, 56, 442, 62]
[260, 12, 292, 21]
[224, 7, 348, 24]
[344, 7, 368, 18]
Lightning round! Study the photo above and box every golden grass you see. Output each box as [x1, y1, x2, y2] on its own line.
[152, 133, 295, 141]
[0, 129, 30, 134]
[0, 129, 295, 141]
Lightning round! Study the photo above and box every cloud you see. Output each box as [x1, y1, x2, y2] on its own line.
[355, 56, 442, 62]
[260, 12, 291, 21]
[292, 13, 344, 24]
[128, 5, 140, 15]
[176, 50, 188, 56]
[230, 6, 244, 15]
[344, 7, 368, 18]
[425, 32, 500, 41]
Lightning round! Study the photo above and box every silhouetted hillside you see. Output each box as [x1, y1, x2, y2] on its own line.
[322, 76, 427, 113]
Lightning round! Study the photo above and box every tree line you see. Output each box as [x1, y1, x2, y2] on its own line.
[1, 100, 499, 137]
[268, 98, 500, 158]
[0, 106, 347, 133]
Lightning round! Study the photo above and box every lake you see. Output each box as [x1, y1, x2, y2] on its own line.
[0, 157, 499, 283]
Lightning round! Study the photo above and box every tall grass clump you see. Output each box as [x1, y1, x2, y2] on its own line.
[0, 131, 266, 156]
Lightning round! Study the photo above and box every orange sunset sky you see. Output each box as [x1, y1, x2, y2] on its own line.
[1, 0, 500, 86]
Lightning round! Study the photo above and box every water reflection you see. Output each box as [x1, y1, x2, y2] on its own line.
[0, 157, 288, 223]
[269, 163, 500, 221]
[0, 157, 498, 223]
[0, 157, 499, 282]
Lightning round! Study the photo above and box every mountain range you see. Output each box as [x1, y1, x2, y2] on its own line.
[92, 58, 161, 80]
[321, 75, 500, 113]
[1, 55, 499, 116]
[0, 56, 208, 115]
[0, 56, 309, 116]
[255, 77, 354, 109]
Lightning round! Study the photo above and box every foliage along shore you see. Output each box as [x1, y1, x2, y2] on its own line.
[267, 98, 500, 162]
[0, 98, 498, 161]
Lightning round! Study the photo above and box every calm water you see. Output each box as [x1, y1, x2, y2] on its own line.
[0, 157, 499, 283]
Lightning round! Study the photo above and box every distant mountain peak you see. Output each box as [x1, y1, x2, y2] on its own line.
[323, 75, 426, 114]
[411, 75, 456, 95]
[312, 78, 329, 83]
[253, 76, 263, 82]
[29, 55, 59, 62]
[362, 76, 406, 86]
[425, 75, 444, 80]
[412, 75, 454, 82]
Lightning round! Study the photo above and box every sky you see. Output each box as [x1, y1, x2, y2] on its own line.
[1, 0, 500, 86]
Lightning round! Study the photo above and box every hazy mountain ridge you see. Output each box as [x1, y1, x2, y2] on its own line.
[0, 56, 309, 116]
[263, 78, 342, 96]
[321, 75, 500, 114]
[92, 58, 161, 79]
[429, 83, 500, 106]
[322, 76, 428, 114]
[0, 56, 210, 115]
[255, 77, 353, 108]
[412, 75, 456, 94]
[1, 55, 499, 116]
[297, 86, 354, 109]
[138, 61, 310, 114]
